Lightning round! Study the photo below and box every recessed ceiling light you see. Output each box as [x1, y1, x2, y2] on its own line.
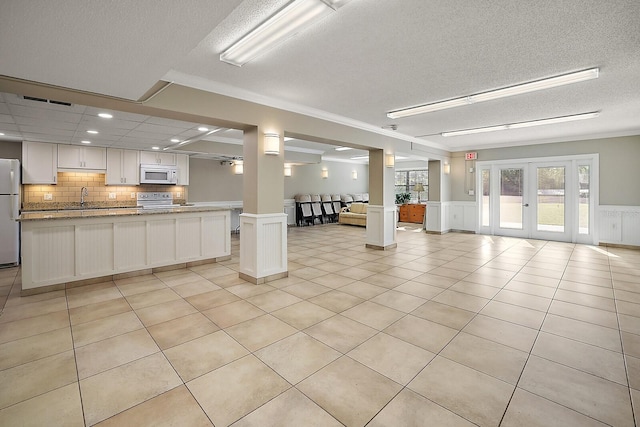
[152, 146, 160, 150]
[335, 147, 352, 151]
[98, 113, 113, 119]
[170, 138, 180, 143]
[87, 130, 98, 134]
[198, 127, 208, 132]
[0, 132, 4, 136]
[81, 140, 91, 144]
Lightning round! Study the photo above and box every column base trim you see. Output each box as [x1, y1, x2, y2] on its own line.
[365, 243, 398, 251]
[239, 271, 289, 285]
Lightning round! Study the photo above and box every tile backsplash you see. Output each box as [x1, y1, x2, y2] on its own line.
[22, 172, 187, 210]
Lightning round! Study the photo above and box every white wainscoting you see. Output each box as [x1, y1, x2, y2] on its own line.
[598, 205, 640, 247]
[21, 210, 231, 290]
[366, 205, 397, 249]
[239, 213, 288, 282]
[425, 201, 477, 233]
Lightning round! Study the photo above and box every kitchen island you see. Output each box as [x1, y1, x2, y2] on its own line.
[19, 206, 231, 293]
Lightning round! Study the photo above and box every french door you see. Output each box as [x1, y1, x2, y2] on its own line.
[478, 156, 596, 244]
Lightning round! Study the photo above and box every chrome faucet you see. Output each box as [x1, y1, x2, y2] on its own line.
[80, 187, 88, 207]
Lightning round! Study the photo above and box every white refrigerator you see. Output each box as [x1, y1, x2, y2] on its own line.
[0, 159, 20, 266]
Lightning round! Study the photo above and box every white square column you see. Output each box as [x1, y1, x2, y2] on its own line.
[239, 126, 288, 284]
[366, 149, 397, 250]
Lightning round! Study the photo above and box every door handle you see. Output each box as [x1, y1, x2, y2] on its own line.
[523, 204, 529, 207]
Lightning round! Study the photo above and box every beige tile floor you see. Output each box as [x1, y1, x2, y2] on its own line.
[1, 223, 640, 426]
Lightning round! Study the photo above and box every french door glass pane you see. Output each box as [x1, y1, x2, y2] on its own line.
[482, 169, 490, 227]
[537, 167, 565, 232]
[579, 165, 590, 234]
[500, 168, 523, 229]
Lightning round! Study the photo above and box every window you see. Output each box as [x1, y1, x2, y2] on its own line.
[395, 170, 428, 201]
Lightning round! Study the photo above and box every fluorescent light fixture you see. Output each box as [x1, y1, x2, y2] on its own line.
[152, 146, 160, 150]
[0, 132, 4, 136]
[198, 127, 209, 132]
[98, 113, 113, 119]
[350, 156, 369, 160]
[321, 168, 328, 179]
[335, 147, 353, 151]
[441, 111, 600, 137]
[284, 164, 292, 177]
[264, 133, 280, 155]
[220, 0, 349, 67]
[87, 130, 98, 134]
[81, 140, 91, 144]
[170, 138, 180, 143]
[388, 68, 599, 119]
[284, 137, 294, 142]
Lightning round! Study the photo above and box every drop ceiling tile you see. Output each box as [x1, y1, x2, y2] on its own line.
[9, 105, 83, 123]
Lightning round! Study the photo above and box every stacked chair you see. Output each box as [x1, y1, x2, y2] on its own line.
[295, 194, 314, 226]
[352, 193, 363, 203]
[321, 194, 336, 223]
[332, 194, 342, 218]
[362, 193, 369, 203]
[310, 195, 324, 224]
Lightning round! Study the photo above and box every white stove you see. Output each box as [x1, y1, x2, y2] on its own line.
[136, 192, 181, 209]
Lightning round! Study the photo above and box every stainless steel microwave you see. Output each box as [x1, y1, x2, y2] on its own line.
[140, 165, 178, 184]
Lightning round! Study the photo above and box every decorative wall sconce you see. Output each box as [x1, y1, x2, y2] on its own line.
[352, 170, 358, 180]
[284, 164, 292, 177]
[385, 154, 395, 168]
[234, 161, 244, 175]
[443, 162, 451, 175]
[321, 168, 328, 179]
[264, 133, 280, 155]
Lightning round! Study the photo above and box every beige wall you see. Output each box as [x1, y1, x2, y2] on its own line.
[188, 158, 244, 202]
[285, 161, 369, 199]
[188, 158, 369, 202]
[450, 135, 640, 206]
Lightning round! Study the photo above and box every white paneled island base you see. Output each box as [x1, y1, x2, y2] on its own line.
[20, 208, 231, 293]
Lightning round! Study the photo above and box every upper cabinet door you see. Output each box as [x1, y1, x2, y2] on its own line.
[22, 141, 58, 184]
[122, 149, 140, 185]
[106, 148, 140, 185]
[57, 144, 83, 168]
[140, 151, 176, 166]
[58, 145, 106, 170]
[83, 146, 106, 169]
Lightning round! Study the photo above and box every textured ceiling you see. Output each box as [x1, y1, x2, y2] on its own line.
[0, 0, 639, 155]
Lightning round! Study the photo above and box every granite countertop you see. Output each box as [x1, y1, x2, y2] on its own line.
[19, 205, 231, 221]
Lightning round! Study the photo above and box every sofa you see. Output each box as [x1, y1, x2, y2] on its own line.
[338, 202, 367, 226]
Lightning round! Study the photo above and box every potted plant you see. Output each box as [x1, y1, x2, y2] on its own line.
[395, 192, 411, 205]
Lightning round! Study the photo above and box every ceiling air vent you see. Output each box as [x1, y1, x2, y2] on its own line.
[23, 96, 72, 106]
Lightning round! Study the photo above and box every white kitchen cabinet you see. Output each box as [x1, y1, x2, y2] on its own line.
[176, 154, 189, 185]
[22, 141, 58, 184]
[106, 148, 140, 185]
[140, 151, 176, 166]
[58, 144, 106, 170]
